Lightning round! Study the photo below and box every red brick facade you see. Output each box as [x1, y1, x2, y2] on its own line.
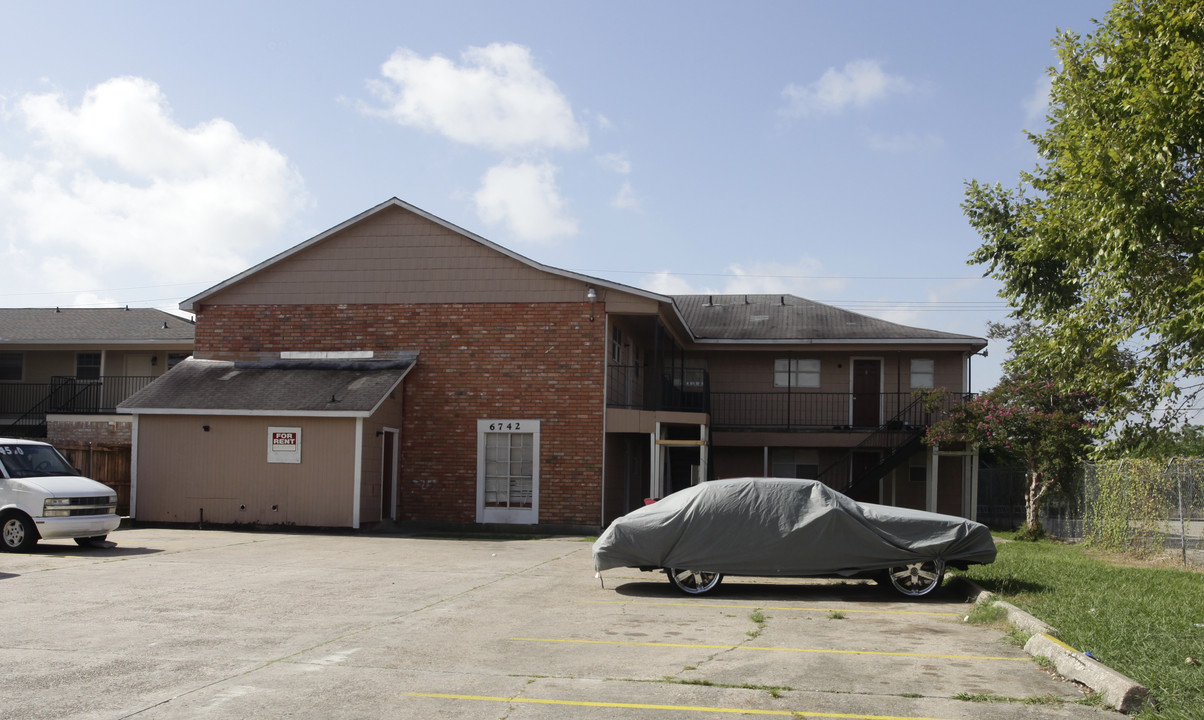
[195, 302, 607, 526]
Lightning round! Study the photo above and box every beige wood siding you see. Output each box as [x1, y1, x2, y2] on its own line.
[134, 415, 358, 527]
[205, 205, 598, 306]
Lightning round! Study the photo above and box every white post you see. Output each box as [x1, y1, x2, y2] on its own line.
[926, 444, 939, 513]
[698, 424, 708, 484]
[650, 422, 662, 499]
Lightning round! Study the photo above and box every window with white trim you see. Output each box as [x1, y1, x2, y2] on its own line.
[910, 359, 935, 389]
[774, 358, 820, 388]
[76, 352, 101, 380]
[611, 328, 623, 364]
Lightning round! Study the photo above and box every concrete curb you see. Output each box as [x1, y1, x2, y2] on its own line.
[957, 577, 1149, 714]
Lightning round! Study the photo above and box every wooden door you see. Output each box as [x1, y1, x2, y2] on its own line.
[851, 359, 882, 427]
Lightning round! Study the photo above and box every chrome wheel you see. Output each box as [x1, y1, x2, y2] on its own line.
[666, 568, 723, 595]
[1, 514, 37, 553]
[882, 559, 945, 598]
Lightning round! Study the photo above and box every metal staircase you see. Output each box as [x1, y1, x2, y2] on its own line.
[815, 394, 931, 499]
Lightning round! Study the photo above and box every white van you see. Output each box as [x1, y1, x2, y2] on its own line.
[0, 438, 120, 552]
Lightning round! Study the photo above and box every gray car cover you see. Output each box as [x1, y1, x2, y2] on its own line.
[593, 478, 996, 575]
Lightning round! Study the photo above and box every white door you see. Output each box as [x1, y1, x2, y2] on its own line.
[476, 420, 540, 524]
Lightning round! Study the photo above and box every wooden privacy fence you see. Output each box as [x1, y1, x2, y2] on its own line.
[58, 443, 132, 516]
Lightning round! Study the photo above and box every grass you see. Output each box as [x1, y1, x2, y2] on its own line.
[959, 538, 1204, 719]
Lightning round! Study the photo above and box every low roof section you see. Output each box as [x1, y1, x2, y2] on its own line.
[117, 355, 417, 417]
[673, 294, 987, 350]
[0, 308, 194, 345]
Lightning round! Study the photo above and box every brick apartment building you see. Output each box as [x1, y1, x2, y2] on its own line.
[119, 198, 986, 532]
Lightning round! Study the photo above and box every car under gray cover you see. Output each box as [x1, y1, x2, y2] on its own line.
[592, 477, 996, 597]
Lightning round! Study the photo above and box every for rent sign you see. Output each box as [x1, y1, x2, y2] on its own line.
[268, 427, 302, 464]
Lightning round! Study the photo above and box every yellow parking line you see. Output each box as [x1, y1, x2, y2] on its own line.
[578, 599, 961, 618]
[405, 691, 964, 719]
[512, 637, 1028, 662]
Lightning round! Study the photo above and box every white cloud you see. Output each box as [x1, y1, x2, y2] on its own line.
[0, 77, 306, 309]
[781, 60, 912, 118]
[610, 180, 639, 211]
[474, 160, 578, 241]
[596, 152, 631, 174]
[1023, 73, 1053, 123]
[640, 258, 847, 297]
[367, 43, 588, 153]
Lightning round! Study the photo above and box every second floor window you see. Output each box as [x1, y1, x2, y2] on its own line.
[910, 359, 935, 389]
[76, 352, 101, 380]
[611, 328, 623, 364]
[0, 352, 22, 381]
[774, 358, 819, 388]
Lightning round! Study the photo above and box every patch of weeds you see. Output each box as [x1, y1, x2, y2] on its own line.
[899, 693, 923, 699]
[953, 693, 1063, 706]
[1002, 626, 1030, 647]
[747, 609, 768, 639]
[964, 600, 1007, 625]
[828, 611, 846, 620]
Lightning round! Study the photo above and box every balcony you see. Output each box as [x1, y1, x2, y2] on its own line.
[712, 390, 970, 432]
[0, 375, 156, 437]
[607, 364, 709, 414]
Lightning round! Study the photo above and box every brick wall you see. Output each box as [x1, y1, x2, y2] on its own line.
[47, 415, 133, 446]
[195, 302, 606, 526]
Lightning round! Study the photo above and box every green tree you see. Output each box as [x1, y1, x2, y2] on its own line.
[924, 378, 1098, 536]
[964, 0, 1204, 428]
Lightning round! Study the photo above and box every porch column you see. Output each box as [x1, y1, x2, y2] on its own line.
[926, 444, 939, 513]
[698, 424, 708, 483]
[650, 422, 663, 499]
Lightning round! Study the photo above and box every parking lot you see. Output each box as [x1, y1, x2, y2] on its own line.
[2, 528, 1123, 719]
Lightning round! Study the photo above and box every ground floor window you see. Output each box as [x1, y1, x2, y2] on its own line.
[770, 448, 819, 479]
[476, 419, 540, 524]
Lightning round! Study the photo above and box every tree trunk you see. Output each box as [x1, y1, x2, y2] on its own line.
[1025, 471, 1046, 535]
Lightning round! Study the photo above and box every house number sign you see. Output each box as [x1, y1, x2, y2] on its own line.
[486, 421, 525, 432]
[268, 426, 302, 464]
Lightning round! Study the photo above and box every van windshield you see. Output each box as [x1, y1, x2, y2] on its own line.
[0, 444, 77, 478]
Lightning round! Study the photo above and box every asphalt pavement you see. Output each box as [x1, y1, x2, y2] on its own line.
[1, 528, 1126, 719]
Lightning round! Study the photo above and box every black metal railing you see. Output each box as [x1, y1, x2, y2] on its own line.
[1, 376, 156, 437]
[710, 391, 958, 431]
[607, 365, 709, 414]
[815, 392, 972, 497]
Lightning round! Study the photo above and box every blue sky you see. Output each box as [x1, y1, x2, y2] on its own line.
[0, 1, 1115, 391]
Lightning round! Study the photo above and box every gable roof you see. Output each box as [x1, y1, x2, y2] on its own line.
[672, 295, 986, 348]
[0, 308, 195, 345]
[181, 197, 669, 313]
[118, 355, 416, 417]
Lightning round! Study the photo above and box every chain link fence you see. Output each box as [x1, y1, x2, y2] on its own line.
[977, 460, 1204, 567]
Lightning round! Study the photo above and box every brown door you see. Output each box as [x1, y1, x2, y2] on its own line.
[851, 359, 881, 427]
[381, 430, 397, 521]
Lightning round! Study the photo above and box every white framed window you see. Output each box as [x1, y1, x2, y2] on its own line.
[611, 328, 623, 364]
[774, 358, 820, 388]
[910, 359, 935, 389]
[476, 419, 540, 524]
[770, 448, 819, 479]
[76, 352, 102, 380]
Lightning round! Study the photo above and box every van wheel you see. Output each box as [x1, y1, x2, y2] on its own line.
[1, 513, 38, 553]
[74, 535, 108, 547]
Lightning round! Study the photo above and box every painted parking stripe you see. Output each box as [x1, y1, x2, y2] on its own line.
[405, 691, 966, 719]
[513, 637, 1029, 662]
[579, 599, 961, 617]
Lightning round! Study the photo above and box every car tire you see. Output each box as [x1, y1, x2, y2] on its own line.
[666, 568, 723, 595]
[74, 535, 108, 547]
[1, 512, 39, 553]
[880, 559, 945, 598]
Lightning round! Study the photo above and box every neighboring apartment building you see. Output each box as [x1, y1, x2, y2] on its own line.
[0, 307, 195, 442]
[119, 198, 986, 532]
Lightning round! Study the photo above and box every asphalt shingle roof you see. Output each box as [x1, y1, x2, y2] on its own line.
[0, 308, 195, 343]
[118, 356, 417, 415]
[672, 294, 985, 345]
